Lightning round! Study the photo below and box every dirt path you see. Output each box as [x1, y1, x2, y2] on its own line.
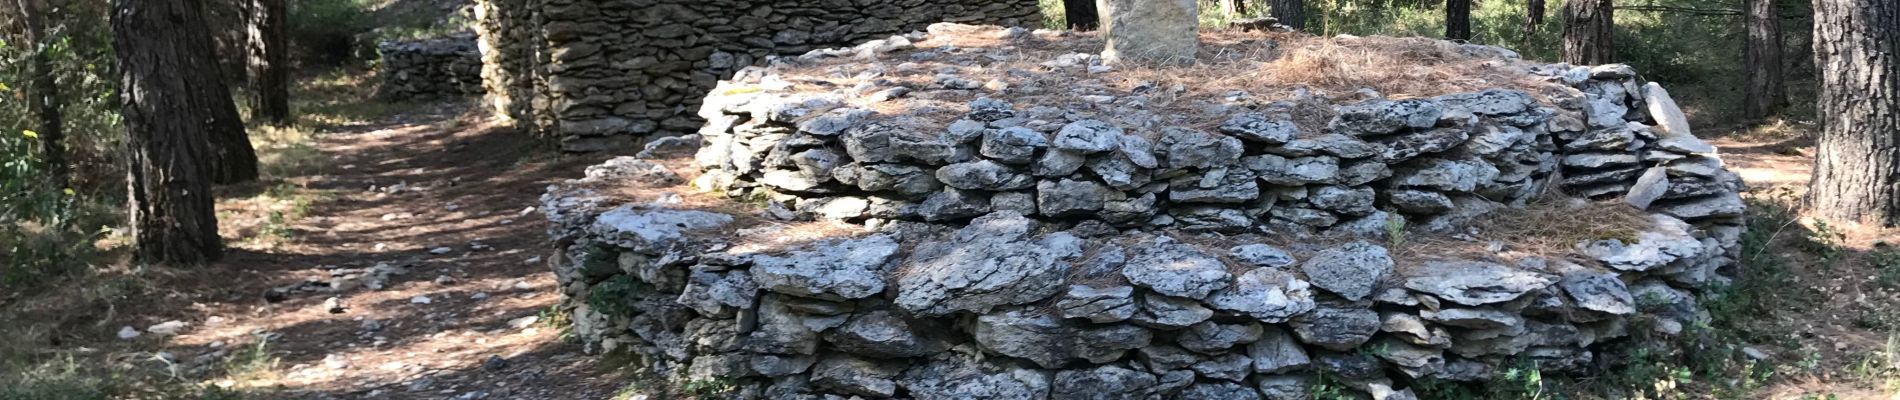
[186, 101, 626, 399]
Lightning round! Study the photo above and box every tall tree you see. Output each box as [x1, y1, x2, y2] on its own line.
[1741, 0, 1784, 120]
[1271, 0, 1304, 30]
[1065, 0, 1099, 31]
[1560, 0, 1614, 64]
[15, 0, 67, 189]
[112, 0, 228, 263]
[1222, 0, 1247, 17]
[246, 0, 289, 125]
[1445, 0, 1472, 41]
[1807, 0, 1900, 226]
[1523, 0, 1546, 45]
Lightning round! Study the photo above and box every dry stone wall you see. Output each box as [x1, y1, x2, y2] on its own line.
[377, 32, 485, 99]
[536, 27, 1751, 399]
[471, 0, 1041, 151]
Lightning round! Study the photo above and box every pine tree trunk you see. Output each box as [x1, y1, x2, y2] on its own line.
[1807, 0, 1900, 226]
[1271, 0, 1304, 30]
[15, 0, 67, 189]
[1222, 0, 1247, 17]
[1064, 0, 1099, 31]
[247, 0, 290, 126]
[1445, 0, 1472, 41]
[113, 0, 227, 264]
[1561, 0, 1614, 65]
[1523, 0, 1546, 45]
[1742, 0, 1784, 121]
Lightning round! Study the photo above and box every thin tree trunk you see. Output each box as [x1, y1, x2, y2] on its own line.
[16, 0, 67, 189]
[1064, 0, 1099, 31]
[1561, 0, 1615, 64]
[1446, 0, 1472, 41]
[1524, 0, 1546, 45]
[1741, 0, 1784, 121]
[1223, 0, 1247, 17]
[113, 0, 227, 264]
[246, 0, 290, 126]
[1271, 0, 1304, 30]
[1807, 0, 1900, 226]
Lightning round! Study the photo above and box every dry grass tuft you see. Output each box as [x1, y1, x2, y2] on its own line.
[1255, 35, 1550, 99]
[1473, 195, 1654, 254]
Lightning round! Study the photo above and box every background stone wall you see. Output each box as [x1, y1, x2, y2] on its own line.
[472, 0, 1042, 151]
[377, 32, 485, 100]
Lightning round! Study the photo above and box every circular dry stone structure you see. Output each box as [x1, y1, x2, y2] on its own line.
[541, 25, 1747, 399]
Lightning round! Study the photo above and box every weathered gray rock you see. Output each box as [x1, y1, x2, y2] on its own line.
[1122, 239, 1233, 299]
[1219, 113, 1298, 144]
[1257, 375, 1311, 400]
[1579, 216, 1704, 272]
[975, 306, 1153, 368]
[1039, 178, 1116, 216]
[1247, 154, 1340, 185]
[982, 127, 1049, 164]
[1421, 307, 1523, 330]
[1098, 0, 1199, 64]
[1054, 119, 1125, 153]
[1309, 185, 1377, 216]
[899, 352, 1052, 400]
[1387, 189, 1455, 214]
[1289, 299, 1380, 351]
[1230, 244, 1297, 268]
[810, 354, 906, 397]
[747, 295, 849, 355]
[919, 188, 993, 221]
[1179, 381, 1262, 399]
[797, 107, 874, 135]
[1624, 166, 1671, 209]
[1330, 98, 1444, 136]
[938, 160, 1035, 190]
[1560, 268, 1638, 316]
[896, 213, 1067, 315]
[824, 309, 952, 358]
[837, 163, 942, 195]
[1377, 127, 1469, 162]
[1193, 352, 1256, 381]
[1034, 149, 1089, 177]
[1058, 285, 1139, 323]
[1401, 260, 1558, 306]
[677, 269, 758, 316]
[1248, 326, 1312, 373]
[1276, 134, 1380, 159]
[587, 205, 733, 253]
[1051, 365, 1159, 400]
[1130, 293, 1214, 329]
[751, 235, 901, 300]
[1179, 321, 1264, 354]
[1204, 268, 1316, 323]
[1159, 127, 1245, 169]
[1392, 158, 1500, 192]
[1169, 167, 1260, 204]
[1299, 241, 1392, 301]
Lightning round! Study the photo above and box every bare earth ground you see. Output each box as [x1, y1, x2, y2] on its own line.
[185, 101, 623, 398]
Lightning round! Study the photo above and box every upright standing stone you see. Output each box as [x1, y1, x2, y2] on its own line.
[1097, 0, 1200, 64]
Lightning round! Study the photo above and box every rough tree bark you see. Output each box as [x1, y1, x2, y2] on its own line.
[1523, 0, 1546, 45]
[15, 0, 67, 189]
[112, 0, 227, 263]
[1271, 0, 1304, 30]
[1561, 0, 1615, 64]
[1446, 0, 1472, 41]
[202, 6, 259, 184]
[1222, 0, 1247, 17]
[1807, 0, 1900, 226]
[1063, 0, 1099, 31]
[246, 0, 290, 125]
[1741, 0, 1784, 120]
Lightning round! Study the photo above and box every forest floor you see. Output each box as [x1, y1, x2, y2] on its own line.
[0, 71, 636, 399]
[2, 70, 1899, 399]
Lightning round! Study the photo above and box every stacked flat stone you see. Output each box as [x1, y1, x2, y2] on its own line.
[540, 160, 1738, 399]
[1528, 62, 1747, 263]
[377, 32, 484, 99]
[693, 29, 1569, 236]
[470, 0, 1041, 151]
